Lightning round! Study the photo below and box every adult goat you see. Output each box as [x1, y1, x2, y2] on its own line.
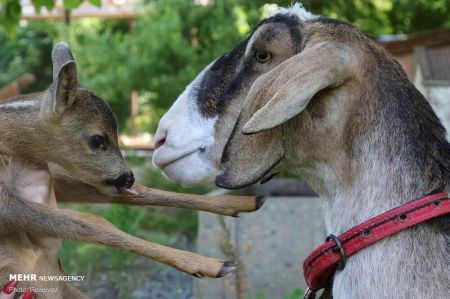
[153, 3, 450, 298]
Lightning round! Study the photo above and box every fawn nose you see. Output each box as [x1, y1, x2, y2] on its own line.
[110, 172, 135, 189]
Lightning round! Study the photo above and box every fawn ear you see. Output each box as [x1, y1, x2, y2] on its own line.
[42, 42, 78, 118]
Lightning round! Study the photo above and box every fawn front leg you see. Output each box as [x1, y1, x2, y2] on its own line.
[132, 183, 266, 217]
[0, 192, 236, 278]
[52, 171, 266, 217]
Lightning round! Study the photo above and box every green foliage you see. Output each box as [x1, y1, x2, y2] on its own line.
[309, 0, 450, 36]
[0, 0, 21, 35]
[249, 288, 304, 299]
[128, 0, 254, 126]
[284, 288, 304, 299]
[239, 0, 450, 35]
[2, 1, 450, 36]
[63, 0, 82, 10]
[88, 0, 101, 7]
[33, 0, 55, 12]
[2, 0, 450, 131]
[64, 19, 134, 126]
[0, 22, 53, 92]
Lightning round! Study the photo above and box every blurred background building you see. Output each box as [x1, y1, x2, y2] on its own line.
[383, 29, 450, 133]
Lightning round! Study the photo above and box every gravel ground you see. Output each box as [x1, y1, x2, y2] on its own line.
[131, 267, 194, 299]
[87, 234, 195, 299]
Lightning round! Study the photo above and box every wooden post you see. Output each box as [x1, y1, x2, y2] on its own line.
[63, 9, 71, 25]
[0, 74, 36, 101]
[129, 19, 138, 136]
[131, 90, 139, 136]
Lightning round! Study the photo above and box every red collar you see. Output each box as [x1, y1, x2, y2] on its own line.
[303, 192, 450, 295]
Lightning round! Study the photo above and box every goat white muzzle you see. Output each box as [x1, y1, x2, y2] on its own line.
[152, 85, 220, 185]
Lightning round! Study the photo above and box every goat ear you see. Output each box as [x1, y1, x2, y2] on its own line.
[242, 42, 356, 134]
[43, 42, 78, 118]
[215, 115, 284, 189]
[216, 43, 356, 189]
[216, 76, 286, 189]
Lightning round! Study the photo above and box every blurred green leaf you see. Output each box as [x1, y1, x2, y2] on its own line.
[88, 0, 101, 7]
[2, 0, 450, 38]
[256, 293, 266, 299]
[63, 0, 83, 10]
[283, 288, 304, 299]
[0, 23, 53, 91]
[0, 0, 21, 36]
[32, 0, 55, 11]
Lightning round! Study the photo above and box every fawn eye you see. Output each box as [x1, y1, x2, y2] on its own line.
[89, 135, 107, 151]
[255, 51, 271, 63]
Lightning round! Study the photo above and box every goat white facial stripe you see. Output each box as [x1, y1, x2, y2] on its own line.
[275, 3, 316, 21]
[0, 100, 39, 110]
[244, 34, 256, 58]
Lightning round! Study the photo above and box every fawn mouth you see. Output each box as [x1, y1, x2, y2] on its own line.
[113, 185, 139, 196]
[105, 172, 139, 196]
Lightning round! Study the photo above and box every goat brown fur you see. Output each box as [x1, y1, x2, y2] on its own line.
[153, 5, 450, 298]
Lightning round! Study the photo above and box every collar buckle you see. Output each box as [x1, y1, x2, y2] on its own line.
[325, 234, 346, 270]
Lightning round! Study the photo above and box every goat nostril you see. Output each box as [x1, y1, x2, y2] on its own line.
[154, 137, 166, 150]
[154, 128, 168, 150]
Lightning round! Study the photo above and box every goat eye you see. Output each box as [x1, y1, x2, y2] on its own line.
[255, 51, 271, 63]
[89, 135, 107, 151]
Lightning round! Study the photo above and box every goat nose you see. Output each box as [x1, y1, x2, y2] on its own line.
[154, 129, 167, 150]
[113, 172, 135, 189]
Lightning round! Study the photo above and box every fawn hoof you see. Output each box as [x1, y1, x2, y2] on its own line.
[192, 272, 204, 278]
[255, 195, 267, 211]
[216, 261, 237, 278]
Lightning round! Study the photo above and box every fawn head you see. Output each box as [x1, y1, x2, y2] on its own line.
[38, 42, 135, 196]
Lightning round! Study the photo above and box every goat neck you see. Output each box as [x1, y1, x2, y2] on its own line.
[283, 44, 450, 298]
[322, 131, 450, 298]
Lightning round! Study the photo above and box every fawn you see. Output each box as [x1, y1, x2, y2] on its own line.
[0, 42, 264, 298]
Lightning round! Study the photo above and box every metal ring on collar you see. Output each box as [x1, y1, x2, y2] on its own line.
[325, 234, 346, 271]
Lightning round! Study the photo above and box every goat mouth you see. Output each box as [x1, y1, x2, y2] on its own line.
[156, 148, 204, 169]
